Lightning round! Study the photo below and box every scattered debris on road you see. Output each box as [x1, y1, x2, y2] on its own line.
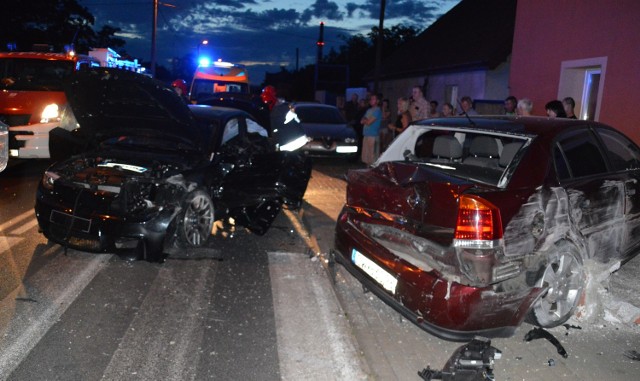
[524, 327, 568, 358]
[624, 350, 640, 361]
[418, 337, 501, 381]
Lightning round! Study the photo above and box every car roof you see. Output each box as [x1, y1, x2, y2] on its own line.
[416, 116, 607, 138]
[188, 104, 253, 120]
[291, 102, 339, 109]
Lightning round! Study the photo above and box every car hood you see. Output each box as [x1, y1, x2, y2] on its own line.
[58, 68, 205, 158]
[300, 122, 355, 139]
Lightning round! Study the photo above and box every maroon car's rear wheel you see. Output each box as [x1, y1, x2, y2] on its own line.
[528, 243, 585, 328]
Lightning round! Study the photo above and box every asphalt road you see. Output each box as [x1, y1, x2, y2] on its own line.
[0, 158, 365, 381]
[2, 157, 639, 381]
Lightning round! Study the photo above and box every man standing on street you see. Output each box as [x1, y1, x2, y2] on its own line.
[410, 86, 430, 121]
[360, 93, 382, 165]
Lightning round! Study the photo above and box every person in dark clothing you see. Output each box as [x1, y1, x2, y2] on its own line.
[344, 93, 360, 127]
[563, 97, 577, 119]
[545, 100, 567, 118]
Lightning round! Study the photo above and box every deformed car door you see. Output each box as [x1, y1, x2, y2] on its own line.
[554, 127, 625, 261]
[594, 126, 640, 258]
[213, 115, 310, 234]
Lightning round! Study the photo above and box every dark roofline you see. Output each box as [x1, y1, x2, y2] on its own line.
[365, 0, 517, 81]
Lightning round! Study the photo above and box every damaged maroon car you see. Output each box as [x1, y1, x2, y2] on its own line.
[333, 116, 640, 340]
[35, 68, 311, 261]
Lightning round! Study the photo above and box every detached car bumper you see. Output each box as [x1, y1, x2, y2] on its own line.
[333, 208, 542, 341]
[9, 122, 58, 159]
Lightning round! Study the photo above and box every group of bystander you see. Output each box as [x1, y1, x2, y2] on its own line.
[342, 85, 582, 165]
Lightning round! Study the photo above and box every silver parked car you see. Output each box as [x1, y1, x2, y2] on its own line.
[290, 102, 358, 159]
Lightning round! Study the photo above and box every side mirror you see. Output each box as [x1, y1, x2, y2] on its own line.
[0, 121, 8, 172]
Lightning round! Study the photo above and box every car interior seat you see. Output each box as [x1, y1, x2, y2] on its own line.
[432, 135, 463, 163]
[464, 136, 500, 167]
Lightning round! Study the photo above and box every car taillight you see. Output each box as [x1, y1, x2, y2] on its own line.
[454, 195, 502, 241]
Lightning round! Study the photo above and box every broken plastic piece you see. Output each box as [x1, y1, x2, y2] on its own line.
[418, 336, 501, 381]
[524, 327, 568, 358]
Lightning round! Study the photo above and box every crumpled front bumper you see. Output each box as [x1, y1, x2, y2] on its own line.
[35, 190, 176, 261]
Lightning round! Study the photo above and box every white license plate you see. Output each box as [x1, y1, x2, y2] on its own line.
[351, 248, 398, 294]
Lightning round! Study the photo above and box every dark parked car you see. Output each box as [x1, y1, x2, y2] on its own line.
[289, 102, 359, 159]
[36, 68, 311, 261]
[333, 116, 640, 340]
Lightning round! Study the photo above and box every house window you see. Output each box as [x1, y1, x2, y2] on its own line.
[558, 57, 607, 121]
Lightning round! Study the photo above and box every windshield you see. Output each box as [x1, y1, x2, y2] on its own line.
[378, 126, 530, 188]
[0, 58, 74, 91]
[295, 106, 345, 124]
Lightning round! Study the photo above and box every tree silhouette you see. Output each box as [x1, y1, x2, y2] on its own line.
[1, 0, 123, 54]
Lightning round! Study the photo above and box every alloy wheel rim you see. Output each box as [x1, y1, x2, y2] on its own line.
[536, 253, 583, 325]
[183, 194, 214, 246]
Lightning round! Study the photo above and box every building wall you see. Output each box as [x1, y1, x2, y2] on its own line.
[426, 70, 486, 111]
[484, 58, 512, 100]
[510, 0, 640, 142]
[376, 65, 510, 116]
[376, 76, 427, 116]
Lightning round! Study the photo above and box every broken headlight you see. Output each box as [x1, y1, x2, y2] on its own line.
[41, 170, 60, 190]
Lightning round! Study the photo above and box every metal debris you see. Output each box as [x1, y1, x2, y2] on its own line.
[524, 327, 568, 358]
[562, 323, 582, 335]
[418, 337, 502, 381]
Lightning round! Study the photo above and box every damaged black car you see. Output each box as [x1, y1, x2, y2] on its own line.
[35, 68, 311, 261]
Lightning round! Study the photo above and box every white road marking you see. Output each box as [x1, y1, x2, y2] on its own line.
[269, 251, 368, 381]
[0, 210, 34, 233]
[101, 260, 216, 381]
[9, 218, 39, 236]
[0, 236, 23, 254]
[0, 252, 112, 379]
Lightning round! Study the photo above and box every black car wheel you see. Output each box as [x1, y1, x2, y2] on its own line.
[528, 242, 585, 328]
[176, 189, 215, 247]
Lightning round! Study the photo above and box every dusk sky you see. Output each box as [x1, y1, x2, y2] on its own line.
[79, 0, 460, 83]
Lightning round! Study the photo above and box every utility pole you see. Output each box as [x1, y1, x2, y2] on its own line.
[151, 0, 158, 77]
[314, 22, 325, 97]
[373, 0, 386, 93]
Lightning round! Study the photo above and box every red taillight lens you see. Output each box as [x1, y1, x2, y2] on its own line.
[454, 195, 503, 240]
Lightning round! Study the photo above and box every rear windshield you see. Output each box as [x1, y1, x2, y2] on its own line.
[380, 127, 529, 187]
[191, 79, 249, 101]
[0, 58, 74, 91]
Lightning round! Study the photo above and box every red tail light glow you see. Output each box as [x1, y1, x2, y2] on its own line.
[454, 195, 503, 241]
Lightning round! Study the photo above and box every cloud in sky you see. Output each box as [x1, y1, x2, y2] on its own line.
[81, 0, 460, 82]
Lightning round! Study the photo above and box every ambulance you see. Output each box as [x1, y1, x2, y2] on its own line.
[189, 60, 250, 103]
[0, 51, 100, 159]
